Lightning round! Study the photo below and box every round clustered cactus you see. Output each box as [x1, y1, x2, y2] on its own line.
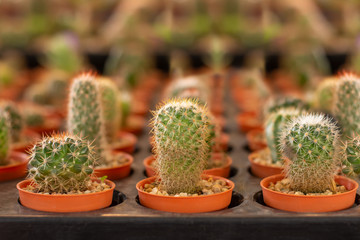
[0, 101, 23, 142]
[152, 98, 211, 194]
[265, 107, 303, 164]
[333, 72, 360, 138]
[342, 134, 360, 177]
[265, 97, 308, 117]
[280, 113, 341, 193]
[28, 133, 95, 193]
[0, 109, 10, 166]
[314, 77, 337, 113]
[97, 77, 121, 143]
[67, 73, 109, 165]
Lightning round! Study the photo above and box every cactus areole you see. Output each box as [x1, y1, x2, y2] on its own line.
[152, 99, 211, 194]
[280, 114, 341, 193]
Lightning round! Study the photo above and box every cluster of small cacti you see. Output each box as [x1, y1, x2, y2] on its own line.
[0, 109, 10, 166]
[280, 113, 341, 193]
[333, 72, 360, 138]
[98, 77, 121, 143]
[265, 107, 303, 164]
[67, 73, 109, 165]
[152, 98, 211, 194]
[28, 133, 95, 193]
[0, 101, 23, 142]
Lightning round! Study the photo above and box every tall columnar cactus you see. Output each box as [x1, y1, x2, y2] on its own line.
[152, 98, 211, 194]
[0, 110, 10, 165]
[97, 77, 121, 143]
[67, 73, 108, 165]
[280, 114, 341, 193]
[0, 101, 23, 142]
[28, 133, 95, 193]
[265, 108, 303, 164]
[333, 72, 360, 138]
[314, 77, 337, 113]
[342, 134, 360, 176]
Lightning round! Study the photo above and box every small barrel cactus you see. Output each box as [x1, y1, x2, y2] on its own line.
[152, 98, 211, 194]
[342, 134, 360, 176]
[28, 133, 95, 193]
[314, 77, 337, 113]
[333, 72, 360, 138]
[67, 73, 108, 164]
[280, 113, 341, 193]
[0, 110, 10, 165]
[265, 108, 303, 164]
[0, 101, 23, 142]
[265, 97, 308, 117]
[97, 77, 121, 143]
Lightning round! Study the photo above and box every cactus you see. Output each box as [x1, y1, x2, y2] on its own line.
[152, 98, 211, 194]
[97, 77, 121, 143]
[342, 134, 360, 177]
[265, 108, 303, 164]
[0, 109, 10, 165]
[280, 113, 341, 193]
[25, 112, 45, 127]
[333, 72, 360, 138]
[0, 101, 23, 142]
[167, 76, 209, 104]
[67, 73, 109, 165]
[265, 97, 308, 117]
[28, 133, 95, 193]
[314, 77, 337, 112]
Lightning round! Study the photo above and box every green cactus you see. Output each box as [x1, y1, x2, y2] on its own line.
[265, 108, 303, 164]
[265, 97, 308, 117]
[98, 77, 121, 143]
[28, 133, 95, 193]
[25, 112, 45, 127]
[152, 98, 211, 194]
[0, 101, 23, 143]
[0, 109, 10, 165]
[67, 73, 108, 165]
[333, 72, 360, 138]
[280, 113, 341, 193]
[315, 77, 337, 112]
[342, 134, 360, 177]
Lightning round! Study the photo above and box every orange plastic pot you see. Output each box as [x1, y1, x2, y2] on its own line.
[122, 115, 145, 136]
[112, 131, 137, 154]
[260, 174, 358, 213]
[248, 151, 283, 178]
[0, 152, 28, 182]
[236, 112, 262, 133]
[213, 133, 229, 152]
[94, 153, 133, 180]
[17, 178, 115, 212]
[144, 154, 232, 178]
[246, 128, 267, 151]
[136, 175, 234, 213]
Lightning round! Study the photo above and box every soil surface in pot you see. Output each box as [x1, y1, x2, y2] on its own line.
[141, 177, 231, 197]
[253, 148, 283, 167]
[96, 153, 130, 168]
[23, 179, 111, 195]
[268, 178, 348, 196]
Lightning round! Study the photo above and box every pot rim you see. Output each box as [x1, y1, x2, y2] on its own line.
[0, 151, 28, 169]
[136, 174, 234, 200]
[260, 174, 359, 199]
[17, 178, 115, 197]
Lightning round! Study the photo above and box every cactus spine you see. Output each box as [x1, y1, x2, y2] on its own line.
[67, 73, 109, 165]
[0, 101, 23, 142]
[333, 72, 360, 138]
[280, 114, 341, 193]
[152, 98, 211, 194]
[97, 77, 121, 143]
[0, 110, 10, 165]
[28, 133, 95, 193]
[265, 108, 303, 164]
